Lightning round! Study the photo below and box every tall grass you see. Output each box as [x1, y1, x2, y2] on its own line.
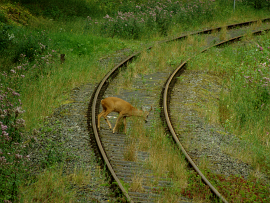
[1, 0, 270, 201]
[189, 31, 270, 177]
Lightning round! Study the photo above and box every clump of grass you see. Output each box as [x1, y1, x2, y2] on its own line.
[219, 26, 228, 41]
[129, 174, 144, 192]
[19, 166, 76, 202]
[124, 140, 137, 162]
[67, 166, 92, 186]
[147, 124, 188, 188]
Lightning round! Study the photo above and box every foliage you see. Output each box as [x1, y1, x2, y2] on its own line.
[0, 24, 58, 202]
[190, 33, 270, 176]
[1, 0, 270, 201]
[181, 172, 214, 200]
[10, 0, 104, 18]
[0, 67, 30, 202]
[243, 0, 270, 9]
[95, 0, 216, 39]
[19, 166, 76, 202]
[221, 40, 270, 173]
[210, 173, 270, 203]
[0, 25, 52, 69]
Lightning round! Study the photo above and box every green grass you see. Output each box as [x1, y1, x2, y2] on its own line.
[189, 31, 270, 178]
[1, 0, 270, 202]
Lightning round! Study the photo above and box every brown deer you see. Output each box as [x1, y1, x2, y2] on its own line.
[98, 97, 152, 134]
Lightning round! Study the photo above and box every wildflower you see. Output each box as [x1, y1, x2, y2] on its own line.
[12, 91, 20, 97]
[15, 154, 23, 159]
[8, 33, 15, 40]
[10, 69, 16, 74]
[16, 118, 26, 127]
[104, 14, 110, 19]
[1, 124, 7, 131]
[15, 106, 25, 117]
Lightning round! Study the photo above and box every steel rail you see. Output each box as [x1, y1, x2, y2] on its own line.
[162, 27, 270, 203]
[88, 18, 270, 202]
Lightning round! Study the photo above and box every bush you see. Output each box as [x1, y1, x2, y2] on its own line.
[242, 0, 270, 9]
[0, 69, 30, 202]
[97, 0, 216, 39]
[0, 24, 14, 52]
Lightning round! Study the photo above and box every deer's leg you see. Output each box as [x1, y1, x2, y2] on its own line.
[113, 114, 123, 134]
[103, 111, 112, 129]
[123, 116, 127, 134]
[104, 116, 112, 129]
[97, 111, 105, 130]
[98, 110, 112, 130]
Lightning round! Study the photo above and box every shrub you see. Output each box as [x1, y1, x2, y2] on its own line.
[96, 0, 216, 39]
[243, 0, 270, 9]
[0, 68, 30, 202]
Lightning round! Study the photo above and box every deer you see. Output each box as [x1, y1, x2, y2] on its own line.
[98, 97, 152, 134]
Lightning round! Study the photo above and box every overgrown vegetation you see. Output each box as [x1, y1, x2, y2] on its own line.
[190, 33, 270, 177]
[1, 0, 270, 202]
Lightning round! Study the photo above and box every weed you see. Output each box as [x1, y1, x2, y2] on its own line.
[124, 140, 137, 162]
[19, 165, 76, 202]
[219, 26, 228, 41]
[129, 174, 144, 192]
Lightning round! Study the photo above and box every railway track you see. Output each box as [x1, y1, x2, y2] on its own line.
[87, 18, 270, 202]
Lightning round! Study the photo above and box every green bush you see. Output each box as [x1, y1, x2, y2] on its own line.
[242, 0, 270, 9]
[99, 0, 216, 39]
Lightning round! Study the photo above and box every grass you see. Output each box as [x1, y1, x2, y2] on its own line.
[1, 0, 270, 202]
[113, 23, 270, 201]
[127, 107, 216, 202]
[19, 165, 77, 202]
[187, 30, 270, 202]
[189, 31, 270, 175]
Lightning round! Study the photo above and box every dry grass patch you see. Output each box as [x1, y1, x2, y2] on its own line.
[219, 26, 228, 41]
[129, 174, 145, 192]
[67, 166, 92, 186]
[147, 121, 188, 189]
[124, 140, 137, 162]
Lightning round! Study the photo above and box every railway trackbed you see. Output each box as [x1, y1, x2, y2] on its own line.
[87, 19, 270, 202]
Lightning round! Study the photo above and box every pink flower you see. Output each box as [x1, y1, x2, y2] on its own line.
[1, 124, 7, 131]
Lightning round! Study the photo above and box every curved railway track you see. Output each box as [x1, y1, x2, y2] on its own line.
[87, 18, 270, 202]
